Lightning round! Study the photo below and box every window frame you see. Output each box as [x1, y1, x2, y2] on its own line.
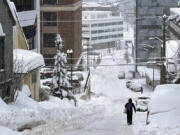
[23, 25, 35, 50]
[43, 33, 57, 48]
[12, 0, 34, 12]
[43, 12, 57, 26]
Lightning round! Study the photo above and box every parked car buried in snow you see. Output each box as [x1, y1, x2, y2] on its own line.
[135, 96, 150, 112]
[146, 85, 180, 126]
[67, 72, 84, 82]
[117, 71, 125, 79]
[40, 68, 53, 79]
[126, 80, 143, 92]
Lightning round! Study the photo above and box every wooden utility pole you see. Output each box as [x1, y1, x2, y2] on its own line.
[160, 14, 167, 84]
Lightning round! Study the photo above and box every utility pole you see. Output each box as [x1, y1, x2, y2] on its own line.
[160, 14, 167, 84]
[86, 38, 90, 71]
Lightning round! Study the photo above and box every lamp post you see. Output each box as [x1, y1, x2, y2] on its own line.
[148, 14, 168, 84]
[67, 49, 73, 86]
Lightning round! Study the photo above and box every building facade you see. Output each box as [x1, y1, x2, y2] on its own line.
[169, 8, 180, 40]
[0, 0, 15, 102]
[40, 0, 82, 66]
[136, 0, 179, 62]
[12, 0, 40, 53]
[82, 11, 123, 50]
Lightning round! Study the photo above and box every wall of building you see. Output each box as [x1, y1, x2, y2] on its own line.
[136, 0, 179, 62]
[24, 69, 40, 101]
[0, 0, 14, 102]
[40, 0, 82, 66]
[17, 0, 40, 53]
[82, 11, 123, 49]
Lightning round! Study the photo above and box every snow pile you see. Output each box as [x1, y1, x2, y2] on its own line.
[0, 126, 22, 135]
[22, 85, 31, 97]
[148, 84, 180, 127]
[166, 40, 179, 62]
[0, 98, 10, 111]
[13, 49, 44, 73]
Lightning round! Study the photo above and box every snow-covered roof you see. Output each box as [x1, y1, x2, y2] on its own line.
[0, 23, 5, 37]
[170, 8, 180, 16]
[6, 0, 17, 22]
[166, 40, 179, 62]
[13, 49, 45, 73]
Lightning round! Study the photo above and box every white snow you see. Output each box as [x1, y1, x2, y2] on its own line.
[0, 126, 22, 135]
[0, 49, 179, 135]
[0, 23, 5, 36]
[148, 84, 180, 127]
[166, 40, 179, 61]
[138, 66, 160, 81]
[22, 85, 31, 97]
[13, 49, 45, 73]
[6, 0, 17, 22]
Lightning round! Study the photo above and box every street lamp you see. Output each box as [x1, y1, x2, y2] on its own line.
[67, 49, 73, 86]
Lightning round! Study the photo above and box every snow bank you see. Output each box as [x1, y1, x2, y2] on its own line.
[0, 126, 22, 135]
[0, 98, 10, 111]
[22, 85, 31, 97]
[149, 84, 180, 127]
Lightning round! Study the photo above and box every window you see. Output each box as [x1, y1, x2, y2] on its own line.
[23, 26, 35, 50]
[32, 71, 36, 83]
[43, 0, 57, 5]
[43, 33, 56, 48]
[43, 12, 57, 26]
[43, 54, 55, 66]
[13, 0, 34, 12]
[0, 37, 5, 69]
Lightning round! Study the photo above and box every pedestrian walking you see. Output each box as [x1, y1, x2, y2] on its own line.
[125, 98, 136, 125]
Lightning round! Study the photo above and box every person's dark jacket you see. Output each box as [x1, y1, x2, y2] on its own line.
[125, 102, 136, 113]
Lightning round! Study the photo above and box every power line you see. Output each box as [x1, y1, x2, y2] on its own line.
[19, 18, 124, 23]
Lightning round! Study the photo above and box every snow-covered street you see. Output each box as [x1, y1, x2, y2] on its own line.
[1, 50, 180, 135]
[23, 50, 151, 135]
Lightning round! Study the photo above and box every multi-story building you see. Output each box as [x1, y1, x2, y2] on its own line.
[0, 0, 16, 102]
[12, 0, 40, 53]
[82, 11, 123, 50]
[40, 0, 82, 66]
[136, 0, 179, 62]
